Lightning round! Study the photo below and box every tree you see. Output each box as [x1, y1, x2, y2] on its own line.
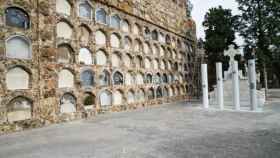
[202, 6, 238, 89]
[236, 0, 280, 89]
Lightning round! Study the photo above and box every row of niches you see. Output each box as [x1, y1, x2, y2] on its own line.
[4, 66, 187, 90]
[3, 4, 194, 54]
[55, 0, 190, 49]
[2, 84, 186, 123]
[3, 35, 190, 72]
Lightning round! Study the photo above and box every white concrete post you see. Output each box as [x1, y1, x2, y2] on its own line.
[216, 62, 224, 110]
[248, 59, 258, 111]
[201, 64, 209, 108]
[232, 61, 240, 110]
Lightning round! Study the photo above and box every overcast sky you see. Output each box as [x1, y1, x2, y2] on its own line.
[190, 0, 244, 46]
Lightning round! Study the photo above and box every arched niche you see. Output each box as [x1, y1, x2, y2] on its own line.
[123, 54, 132, 67]
[60, 93, 76, 113]
[127, 90, 135, 104]
[57, 44, 74, 64]
[5, 7, 30, 29]
[133, 23, 141, 35]
[144, 58, 151, 69]
[56, 0, 71, 16]
[145, 73, 153, 84]
[135, 56, 143, 68]
[136, 89, 145, 102]
[151, 30, 158, 41]
[96, 50, 107, 66]
[148, 88, 155, 100]
[7, 97, 32, 122]
[80, 69, 94, 87]
[110, 33, 120, 48]
[99, 90, 112, 107]
[96, 8, 107, 24]
[125, 72, 133, 85]
[58, 69, 74, 88]
[162, 74, 168, 83]
[112, 52, 121, 67]
[110, 14, 121, 29]
[124, 36, 131, 50]
[163, 87, 169, 97]
[98, 70, 110, 86]
[79, 25, 91, 44]
[6, 35, 31, 59]
[136, 73, 144, 85]
[156, 87, 163, 98]
[113, 90, 123, 105]
[83, 92, 95, 110]
[113, 71, 124, 85]
[79, 48, 92, 65]
[121, 20, 130, 32]
[153, 59, 159, 70]
[143, 42, 150, 54]
[6, 67, 30, 90]
[95, 30, 106, 45]
[78, 1, 92, 19]
[57, 21, 73, 39]
[134, 39, 142, 52]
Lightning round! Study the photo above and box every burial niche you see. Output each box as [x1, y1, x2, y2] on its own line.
[81, 70, 94, 87]
[6, 67, 29, 90]
[99, 90, 112, 107]
[113, 71, 124, 85]
[7, 97, 32, 122]
[5, 7, 30, 29]
[60, 93, 76, 113]
[6, 36, 31, 59]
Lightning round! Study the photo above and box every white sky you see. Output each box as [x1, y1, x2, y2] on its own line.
[190, 0, 244, 46]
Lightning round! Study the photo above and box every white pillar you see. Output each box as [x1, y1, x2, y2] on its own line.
[201, 64, 209, 108]
[216, 62, 224, 110]
[232, 61, 240, 110]
[248, 59, 258, 111]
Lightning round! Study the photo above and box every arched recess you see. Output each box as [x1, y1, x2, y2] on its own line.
[163, 87, 169, 97]
[156, 87, 163, 98]
[113, 71, 124, 85]
[56, 0, 71, 16]
[136, 89, 145, 102]
[153, 59, 159, 70]
[83, 92, 95, 110]
[154, 73, 161, 84]
[151, 30, 158, 41]
[166, 35, 171, 44]
[162, 73, 168, 83]
[56, 21, 73, 39]
[121, 20, 130, 32]
[79, 25, 91, 44]
[136, 73, 144, 85]
[148, 88, 155, 100]
[124, 36, 131, 50]
[159, 32, 165, 43]
[125, 72, 133, 85]
[57, 44, 74, 64]
[58, 69, 74, 88]
[113, 90, 123, 105]
[6, 35, 31, 59]
[98, 70, 110, 86]
[96, 50, 107, 66]
[144, 27, 150, 39]
[5, 7, 30, 29]
[110, 33, 121, 48]
[79, 48, 92, 65]
[123, 54, 132, 67]
[133, 23, 141, 35]
[135, 56, 143, 68]
[134, 39, 142, 52]
[6, 66, 30, 90]
[95, 8, 107, 24]
[152, 44, 159, 56]
[159, 46, 165, 57]
[112, 52, 121, 67]
[110, 14, 121, 29]
[144, 58, 152, 69]
[7, 96, 32, 122]
[99, 90, 112, 107]
[143, 42, 151, 54]
[145, 73, 153, 84]
[80, 69, 94, 87]
[127, 90, 135, 104]
[95, 30, 106, 45]
[78, 1, 92, 19]
[60, 93, 76, 113]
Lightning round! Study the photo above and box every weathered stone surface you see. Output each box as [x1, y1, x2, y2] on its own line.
[0, 0, 201, 134]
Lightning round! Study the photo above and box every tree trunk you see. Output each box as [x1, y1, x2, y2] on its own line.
[263, 65, 268, 99]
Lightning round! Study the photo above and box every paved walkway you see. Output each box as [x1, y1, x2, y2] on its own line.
[1, 101, 280, 158]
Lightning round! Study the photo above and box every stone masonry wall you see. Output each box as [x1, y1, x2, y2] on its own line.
[0, 0, 199, 134]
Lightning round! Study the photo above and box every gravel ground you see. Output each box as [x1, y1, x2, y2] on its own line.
[0, 99, 280, 158]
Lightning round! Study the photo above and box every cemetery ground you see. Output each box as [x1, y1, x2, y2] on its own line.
[0, 90, 280, 158]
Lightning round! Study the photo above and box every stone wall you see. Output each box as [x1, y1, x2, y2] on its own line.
[0, 0, 199, 134]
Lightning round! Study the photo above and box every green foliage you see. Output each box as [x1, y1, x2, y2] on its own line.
[203, 6, 238, 63]
[236, 0, 280, 87]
